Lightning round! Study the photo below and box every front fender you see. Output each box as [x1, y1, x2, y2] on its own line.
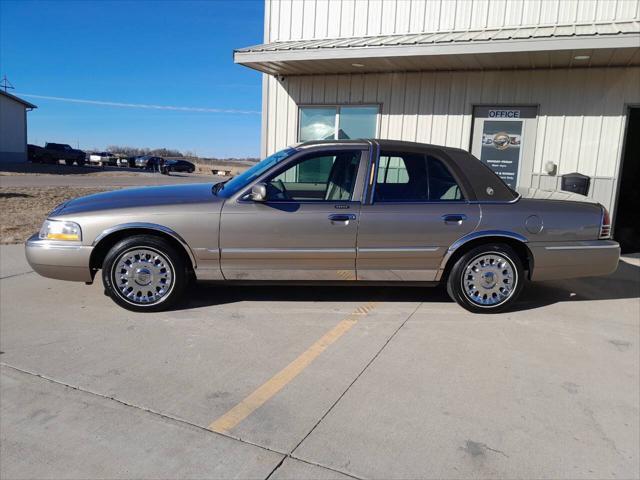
[92, 222, 198, 267]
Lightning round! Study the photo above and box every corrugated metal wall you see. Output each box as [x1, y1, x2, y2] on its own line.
[262, 67, 640, 212]
[265, 0, 640, 42]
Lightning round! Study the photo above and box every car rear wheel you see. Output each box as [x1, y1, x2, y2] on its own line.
[102, 235, 189, 312]
[446, 243, 524, 313]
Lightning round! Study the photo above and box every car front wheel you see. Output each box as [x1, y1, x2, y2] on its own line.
[102, 235, 189, 312]
[446, 244, 524, 313]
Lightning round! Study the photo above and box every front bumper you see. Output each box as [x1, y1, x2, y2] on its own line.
[529, 239, 620, 281]
[25, 234, 94, 282]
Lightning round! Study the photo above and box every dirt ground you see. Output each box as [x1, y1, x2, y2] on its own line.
[0, 162, 146, 176]
[0, 186, 117, 244]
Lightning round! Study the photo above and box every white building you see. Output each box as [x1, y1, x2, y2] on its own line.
[0, 90, 37, 164]
[235, 0, 640, 249]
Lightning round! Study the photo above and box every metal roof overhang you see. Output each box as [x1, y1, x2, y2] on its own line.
[235, 32, 640, 75]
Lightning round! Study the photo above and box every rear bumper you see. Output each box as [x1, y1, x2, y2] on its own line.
[25, 234, 94, 282]
[529, 240, 620, 281]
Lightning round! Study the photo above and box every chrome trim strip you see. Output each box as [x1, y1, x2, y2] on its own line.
[92, 222, 197, 267]
[222, 248, 354, 254]
[448, 230, 529, 252]
[192, 247, 221, 258]
[544, 244, 620, 250]
[26, 237, 86, 251]
[435, 230, 529, 281]
[357, 247, 440, 253]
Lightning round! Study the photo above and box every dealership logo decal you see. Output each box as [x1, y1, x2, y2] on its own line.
[492, 132, 511, 150]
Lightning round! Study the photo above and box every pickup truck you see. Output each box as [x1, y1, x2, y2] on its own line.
[28, 143, 86, 166]
[88, 152, 118, 167]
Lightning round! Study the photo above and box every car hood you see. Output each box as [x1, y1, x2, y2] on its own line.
[52, 183, 223, 216]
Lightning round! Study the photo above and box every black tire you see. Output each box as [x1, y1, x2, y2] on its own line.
[446, 243, 524, 314]
[102, 235, 189, 312]
[65, 159, 74, 166]
[77, 159, 86, 166]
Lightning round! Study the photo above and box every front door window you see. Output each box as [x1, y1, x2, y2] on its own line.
[264, 151, 361, 202]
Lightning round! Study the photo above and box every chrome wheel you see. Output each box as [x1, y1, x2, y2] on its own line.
[112, 247, 174, 306]
[461, 252, 517, 308]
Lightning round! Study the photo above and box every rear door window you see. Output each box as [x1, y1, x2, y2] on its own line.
[427, 156, 463, 201]
[374, 151, 464, 202]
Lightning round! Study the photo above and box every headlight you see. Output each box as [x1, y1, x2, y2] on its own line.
[39, 220, 82, 241]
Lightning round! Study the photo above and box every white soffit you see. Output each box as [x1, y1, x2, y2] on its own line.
[235, 20, 640, 74]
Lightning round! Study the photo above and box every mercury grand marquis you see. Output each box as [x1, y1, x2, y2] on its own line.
[25, 140, 620, 313]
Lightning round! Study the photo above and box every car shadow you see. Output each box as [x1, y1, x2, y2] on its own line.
[178, 258, 639, 313]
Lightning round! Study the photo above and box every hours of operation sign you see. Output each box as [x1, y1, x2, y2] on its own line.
[471, 106, 538, 189]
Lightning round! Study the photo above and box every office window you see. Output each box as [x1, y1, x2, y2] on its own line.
[299, 108, 336, 141]
[299, 106, 378, 141]
[377, 156, 410, 184]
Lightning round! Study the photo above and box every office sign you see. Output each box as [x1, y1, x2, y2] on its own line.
[471, 106, 538, 189]
[488, 109, 521, 118]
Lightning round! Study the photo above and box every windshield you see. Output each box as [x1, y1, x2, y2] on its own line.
[214, 147, 296, 198]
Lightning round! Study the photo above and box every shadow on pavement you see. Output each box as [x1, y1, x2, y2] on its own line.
[181, 258, 639, 313]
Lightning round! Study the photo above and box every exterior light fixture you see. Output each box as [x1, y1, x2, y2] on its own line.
[574, 55, 590, 60]
[351, 63, 365, 67]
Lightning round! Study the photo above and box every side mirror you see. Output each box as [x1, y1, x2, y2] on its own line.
[251, 182, 267, 202]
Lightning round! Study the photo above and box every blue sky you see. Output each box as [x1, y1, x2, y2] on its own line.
[0, 0, 265, 157]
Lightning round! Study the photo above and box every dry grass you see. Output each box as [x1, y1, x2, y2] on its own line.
[0, 187, 117, 244]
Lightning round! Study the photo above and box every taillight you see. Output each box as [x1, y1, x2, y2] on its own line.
[600, 207, 611, 239]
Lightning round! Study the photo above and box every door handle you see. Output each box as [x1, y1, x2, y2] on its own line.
[442, 214, 466, 225]
[329, 214, 356, 224]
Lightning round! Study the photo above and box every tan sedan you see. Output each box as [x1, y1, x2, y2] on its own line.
[26, 140, 619, 313]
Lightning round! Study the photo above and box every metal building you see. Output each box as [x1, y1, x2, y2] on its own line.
[235, 0, 640, 248]
[0, 90, 37, 164]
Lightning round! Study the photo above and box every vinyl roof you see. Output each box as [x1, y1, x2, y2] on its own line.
[235, 20, 640, 75]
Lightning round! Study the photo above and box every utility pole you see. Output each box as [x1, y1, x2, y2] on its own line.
[0, 75, 15, 92]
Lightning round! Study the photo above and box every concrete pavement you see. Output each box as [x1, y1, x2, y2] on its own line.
[1, 243, 638, 479]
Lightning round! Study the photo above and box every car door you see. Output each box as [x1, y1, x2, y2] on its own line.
[220, 147, 368, 280]
[356, 148, 481, 281]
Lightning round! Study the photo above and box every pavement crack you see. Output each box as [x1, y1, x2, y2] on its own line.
[264, 455, 286, 480]
[0, 270, 34, 280]
[1, 363, 360, 480]
[0, 363, 285, 456]
[484, 444, 509, 458]
[462, 440, 509, 458]
[289, 301, 424, 458]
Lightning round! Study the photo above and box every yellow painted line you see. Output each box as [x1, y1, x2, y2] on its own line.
[208, 302, 378, 434]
